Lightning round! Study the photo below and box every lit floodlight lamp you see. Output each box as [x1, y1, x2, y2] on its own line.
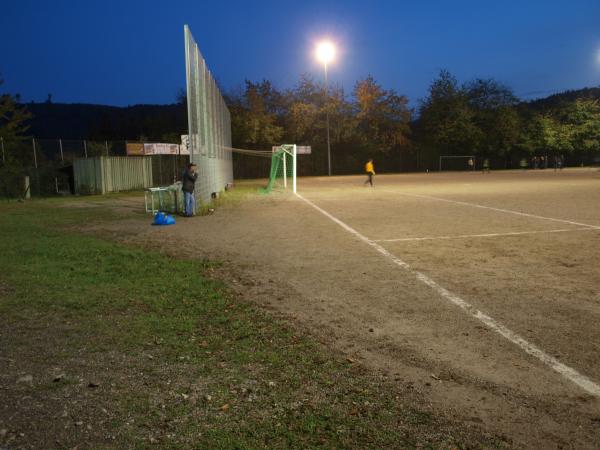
[315, 40, 336, 176]
[316, 41, 335, 65]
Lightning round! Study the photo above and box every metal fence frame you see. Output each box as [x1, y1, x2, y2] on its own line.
[0, 138, 189, 198]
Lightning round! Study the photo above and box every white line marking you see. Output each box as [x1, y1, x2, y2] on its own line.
[295, 192, 600, 398]
[375, 227, 596, 242]
[381, 190, 600, 230]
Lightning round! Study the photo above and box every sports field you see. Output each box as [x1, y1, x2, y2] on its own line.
[127, 167, 600, 448]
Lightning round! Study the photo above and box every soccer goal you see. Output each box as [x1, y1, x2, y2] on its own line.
[221, 144, 297, 193]
[264, 144, 297, 193]
[439, 155, 475, 171]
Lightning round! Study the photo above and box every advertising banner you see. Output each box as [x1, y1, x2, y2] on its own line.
[126, 143, 190, 156]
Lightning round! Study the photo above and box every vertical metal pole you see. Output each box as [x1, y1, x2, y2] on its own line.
[184, 25, 193, 157]
[59, 138, 64, 163]
[324, 62, 331, 176]
[1, 137, 5, 164]
[32, 139, 38, 197]
[84, 140, 88, 158]
[293, 144, 297, 194]
[32, 138, 38, 168]
[282, 150, 287, 188]
[105, 140, 109, 156]
[159, 153, 163, 184]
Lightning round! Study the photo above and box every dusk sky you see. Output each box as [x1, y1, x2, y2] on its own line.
[2, 0, 600, 107]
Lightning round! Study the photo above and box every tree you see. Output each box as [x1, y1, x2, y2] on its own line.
[464, 78, 518, 110]
[465, 78, 520, 160]
[0, 77, 31, 144]
[563, 99, 600, 153]
[539, 114, 573, 154]
[0, 77, 33, 197]
[353, 75, 411, 151]
[531, 99, 600, 156]
[515, 109, 545, 155]
[281, 75, 323, 145]
[229, 80, 283, 147]
[326, 84, 356, 145]
[418, 70, 480, 155]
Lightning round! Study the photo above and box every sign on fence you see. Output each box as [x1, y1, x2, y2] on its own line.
[126, 143, 190, 156]
[126, 143, 145, 156]
[181, 135, 189, 151]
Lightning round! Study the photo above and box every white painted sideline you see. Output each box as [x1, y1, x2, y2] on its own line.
[382, 190, 600, 230]
[295, 192, 600, 398]
[375, 227, 596, 243]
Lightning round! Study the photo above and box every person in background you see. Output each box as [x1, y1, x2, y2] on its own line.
[364, 159, 375, 187]
[554, 154, 565, 171]
[520, 158, 528, 170]
[182, 163, 198, 217]
[482, 158, 490, 173]
[468, 157, 474, 171]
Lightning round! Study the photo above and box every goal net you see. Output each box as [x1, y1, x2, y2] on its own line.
[263, 145, 296, 193]
[222, 144, 297, 194]
[439, 155, 475, 171]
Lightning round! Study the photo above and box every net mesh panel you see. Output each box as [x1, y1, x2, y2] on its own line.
[184, 25, 233, 207]
[262, 147, 294, 193]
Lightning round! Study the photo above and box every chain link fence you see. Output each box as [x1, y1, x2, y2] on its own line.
[0, 138, 188, 199]
[184, 25, 233, 206]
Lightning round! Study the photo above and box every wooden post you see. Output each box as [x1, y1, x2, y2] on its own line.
[32, 138, 38, 168]
[24, 176, 31, 199]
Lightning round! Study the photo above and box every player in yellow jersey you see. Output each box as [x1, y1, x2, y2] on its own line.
[364, 159, 375, 187]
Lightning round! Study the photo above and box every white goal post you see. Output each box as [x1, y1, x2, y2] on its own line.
[439, 155, 475, 171]
[272, 144, 297, 193]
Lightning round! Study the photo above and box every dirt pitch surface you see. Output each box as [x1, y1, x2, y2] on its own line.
[107, 168, 599, 448]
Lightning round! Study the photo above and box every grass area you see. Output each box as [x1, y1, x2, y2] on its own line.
[0, 195, 509, 449]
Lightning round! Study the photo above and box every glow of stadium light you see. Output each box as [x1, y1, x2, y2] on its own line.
[315, 41, 335, 65]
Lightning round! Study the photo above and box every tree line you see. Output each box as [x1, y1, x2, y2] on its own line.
[227, 70, 600, 174]
[1, 71, 600, 179]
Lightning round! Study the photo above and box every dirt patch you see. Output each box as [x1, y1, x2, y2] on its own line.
[0, 315, 207, 449]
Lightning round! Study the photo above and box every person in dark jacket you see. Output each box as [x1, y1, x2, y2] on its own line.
[182, 163, 198, 216]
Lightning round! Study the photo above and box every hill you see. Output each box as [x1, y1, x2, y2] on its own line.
[524, 86, 600, 110]
[24, 101, 187, 141]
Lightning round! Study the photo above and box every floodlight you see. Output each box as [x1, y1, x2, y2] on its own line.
[316, 41, 335, 65]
